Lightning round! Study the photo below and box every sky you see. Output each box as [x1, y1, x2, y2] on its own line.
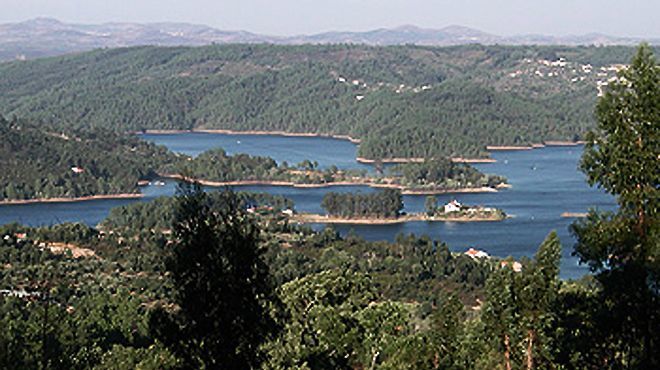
[2, 0, 658, 38]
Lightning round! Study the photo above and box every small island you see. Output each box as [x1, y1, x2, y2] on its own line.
[288, 190, 506, 224]
[159, 150, 508, 195]
[1, 117, 508, 203]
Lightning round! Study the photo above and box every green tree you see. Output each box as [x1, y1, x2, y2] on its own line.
[571, 43, 659, 369]
[265, 270, 373, 370]
[481, 232, 562, 370]
[518, 232, 561, 370]
[482, 259, 519, 370]
[149, 183, 279, 369]
[424, 195, 437, 216]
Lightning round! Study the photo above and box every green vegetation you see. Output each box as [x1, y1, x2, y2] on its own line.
[0, 44, 656, 369]
[0, 117, 504, 201]
[102, 191, 294, 232]
[569, 44, 659, 368]
[321, 189, 403, 219]
[149, 183, 279, 369]
[0, 117, 177, 201]
[423, 196, 507, 221]
[162, 147, 368, 184]
[168, 149, 506, 191]
[389, 158, 506, 189]
[0, 44, 649, 159]
[0, 188, 494, 369]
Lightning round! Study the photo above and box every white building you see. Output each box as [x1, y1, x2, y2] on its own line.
[444, 200, 462, 213]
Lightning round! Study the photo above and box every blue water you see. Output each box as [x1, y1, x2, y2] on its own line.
[139, 132, 373, 171]
[0, 133, 617, 279]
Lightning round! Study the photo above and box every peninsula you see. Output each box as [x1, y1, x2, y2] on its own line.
[159, 150, 508, 195]
[291, 211, 507, 225]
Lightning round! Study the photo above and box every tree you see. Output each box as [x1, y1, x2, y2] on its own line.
[424, 196, 437, 216]
[481, 232, 562, 370]
[265, 270, 374, 370]
[518, 232, 561, 369]
[571, 43, 659, 369]
[150, 183, 279, 369]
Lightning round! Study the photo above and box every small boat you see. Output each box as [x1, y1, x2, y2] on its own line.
[153, 181, 166, 186]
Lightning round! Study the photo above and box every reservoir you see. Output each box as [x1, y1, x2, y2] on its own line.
[0, 132, 616, 278]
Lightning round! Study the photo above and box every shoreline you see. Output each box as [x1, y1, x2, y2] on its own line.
[159, 174, 500, 195]
[486, 141, 584, 151]
[141, 128, 362, 144]
[138, 129, 583, 163]
[356, 157, 497, 164]
[561, 212, 588, 218]
[291, 212, 506, 224]
[0, 193, 143, 206]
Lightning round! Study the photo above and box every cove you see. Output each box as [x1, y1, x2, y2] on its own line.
[0, 132, 616, 279]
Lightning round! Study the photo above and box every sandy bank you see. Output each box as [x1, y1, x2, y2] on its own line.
[141, 129, 361, 144]
[292, 212, 506, 224]
[356, 157, 497, 164]
[356, 157, 426, 164]
[561, 212, 588, 218]
[0, 193, 143, 205]
[451, 157, 497, 164]
[486, 145, 535, 151]
[160, 174, 500, 195]
[544, 141, 585, 146]
[486, 141, 584, 151]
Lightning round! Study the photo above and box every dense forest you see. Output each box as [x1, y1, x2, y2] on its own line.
[168, 148, 505, 189]
[0, 116, 504, 201]
[101, 191, 294, 232]
[388, 158, 506, 189]
[321, 189, 404, 218]
[0, 117, 177, 201]
[0, 193, 496, 369]
[0, 44, 651, 159]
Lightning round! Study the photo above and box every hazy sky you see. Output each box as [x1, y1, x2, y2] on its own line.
[2, 0, 658, 38]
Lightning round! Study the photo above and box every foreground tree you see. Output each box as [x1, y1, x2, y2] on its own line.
[150, 184, 279, 369]
[571, 43, 659, 369]
[481, 232, 562, 370]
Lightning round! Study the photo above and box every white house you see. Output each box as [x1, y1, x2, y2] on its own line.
[71, 166, 85, 174]
[444, 200, 462, 213]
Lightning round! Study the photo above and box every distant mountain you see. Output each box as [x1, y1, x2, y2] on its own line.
[0, 18, 657, 61]
[285, 25, 501, 45]
[0, 18, 279, 60]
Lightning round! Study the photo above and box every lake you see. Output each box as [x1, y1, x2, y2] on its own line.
[0, 132, 616, 279]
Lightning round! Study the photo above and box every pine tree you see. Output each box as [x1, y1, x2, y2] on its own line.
[571, 43, 659, 369]
[482, 261, 519, 370]
[519, 232, 561, 370]
[482, 232, 562, 370]
[424, 195, 437, 216]
[150, 183, 279, 369]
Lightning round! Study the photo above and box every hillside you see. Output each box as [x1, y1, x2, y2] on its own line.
[0, 117, 177, 201]
[0, 44, 645, 158]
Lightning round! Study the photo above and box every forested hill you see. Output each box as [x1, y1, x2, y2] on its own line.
[0, 117, 177, 201]
[0, 44, 646, 158]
